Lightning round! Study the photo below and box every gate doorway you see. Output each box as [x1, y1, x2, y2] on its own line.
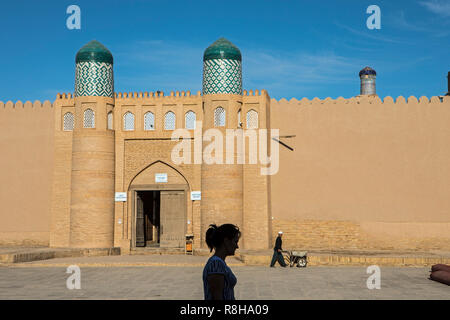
[136, 191, 160, 247]
[135, 190, 186, 248]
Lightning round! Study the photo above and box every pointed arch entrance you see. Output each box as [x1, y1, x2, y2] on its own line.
[129, 161, 190, 248]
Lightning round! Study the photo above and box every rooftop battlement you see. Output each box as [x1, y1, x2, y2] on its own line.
[0, 100, 53, 109]
[5, 93, 447, 109]
[272, 95, 449, 105]
[115, 90, 201, 99]
[52, 89, 269, 101]
[243, 89, 267, 96]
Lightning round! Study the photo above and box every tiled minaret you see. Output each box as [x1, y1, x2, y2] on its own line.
[201, 38, 244, 246]
[70, 40, 115, 248]
[359, 66, 377, 96]
[202, 37, 243, 95]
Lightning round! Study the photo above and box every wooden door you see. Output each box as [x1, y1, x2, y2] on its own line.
[160, 191, 185, 248]
[136, 192, 145, 247]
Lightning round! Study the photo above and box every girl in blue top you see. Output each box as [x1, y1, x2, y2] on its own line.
[203, 224, 241, 300]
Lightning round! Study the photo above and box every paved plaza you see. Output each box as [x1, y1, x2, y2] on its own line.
[0, 255, 449, 299]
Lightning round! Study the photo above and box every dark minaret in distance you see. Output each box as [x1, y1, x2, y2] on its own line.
[359, 66, 377, 96]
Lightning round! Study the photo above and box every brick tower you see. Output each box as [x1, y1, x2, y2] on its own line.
[70, 40, 115, 248]
[201, 38, 244, 246]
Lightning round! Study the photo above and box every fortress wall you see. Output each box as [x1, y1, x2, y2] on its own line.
[270, 95, 450, 250]
[49, 94, 74, 247]
[0, 100, 55, 246]
[242, 90, 272, 249]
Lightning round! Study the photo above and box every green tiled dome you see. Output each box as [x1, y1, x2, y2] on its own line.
[202, 38, 243, 95]
[76, 40, 113, 64]
[203, 38, 241, 61]
[75, 40, 114, 97]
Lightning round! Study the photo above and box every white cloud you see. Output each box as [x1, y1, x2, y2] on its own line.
[334, 21, 411, 45]
[242, 50, 365, 99]
[114, 39, 363, 97]
[419, 0, 450, 17]
[111, 39, 433, 100]
[244, 50, 358, 84]
[395, 11, 431, 32]
[392, 10, 450, 37]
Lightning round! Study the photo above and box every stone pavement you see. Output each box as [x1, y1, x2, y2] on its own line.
[0, 246, 120, 264]
[3, 246, 450, 266]
[1, 253, 244, 267]
[0, 254, 449, 300]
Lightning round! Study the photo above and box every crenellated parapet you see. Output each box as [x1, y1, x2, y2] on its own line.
[114, 90, 202, 100]
[0, 100, 53, 110]
[271, 95, 448, 106]
[55, 93, 75, 100]
[242, 89, 268, 96]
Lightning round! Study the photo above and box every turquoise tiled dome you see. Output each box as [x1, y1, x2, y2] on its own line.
[76, 40, 113, 64]
[75, 40, 114, 98]
[203, 38, 242, 62]
[202, 38, 242, 95]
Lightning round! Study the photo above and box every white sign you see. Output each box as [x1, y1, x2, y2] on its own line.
[191, 191, 201, 201]
[115, 192, 127, 202]
[155, 173, 168, 183]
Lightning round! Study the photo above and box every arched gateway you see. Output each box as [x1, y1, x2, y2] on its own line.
[128, 161, 190, 248]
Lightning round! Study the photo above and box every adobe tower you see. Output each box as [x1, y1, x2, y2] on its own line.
[201, 38, 244, 246]
[70, 40, 115, 248]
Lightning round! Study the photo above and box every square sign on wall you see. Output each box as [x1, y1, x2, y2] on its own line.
[191, 191, 201, 201]
[155, 173, 168, 183]
[115, 192, 127, 202]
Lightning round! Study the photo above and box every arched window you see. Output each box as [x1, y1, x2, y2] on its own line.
[144, 112, 155, 130]
[107, 112, 113, 130]
[185, 111, 196, 130]
[83, 108, 95, 128]
[246, 109, 258, 129]
[214, 107, 225, 127]
[123, 112, 135, 131]
[164, 111, 176, 130]
[63, 112, 74, 131]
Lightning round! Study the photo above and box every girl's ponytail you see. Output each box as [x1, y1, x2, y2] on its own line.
[205, 224, 218, 252]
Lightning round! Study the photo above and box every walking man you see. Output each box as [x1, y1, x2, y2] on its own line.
[270, 231, 287, 267]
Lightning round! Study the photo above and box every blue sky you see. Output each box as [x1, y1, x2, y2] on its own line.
[0, 0, 449, 102]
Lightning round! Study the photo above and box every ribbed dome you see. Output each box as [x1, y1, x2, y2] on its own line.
[76, 40, 113, 64]
[203, 38, 241, 61]
[359, 66, 376, 77]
